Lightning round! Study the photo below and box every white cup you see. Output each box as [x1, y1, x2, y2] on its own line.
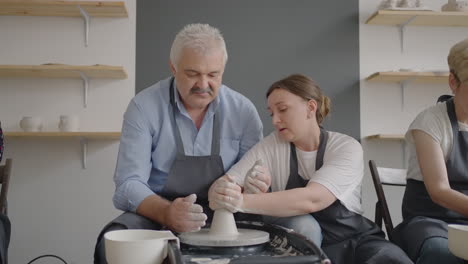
[19, 116, 42, 132]
[104, 229, 179, 264]
[58, 115, 79, 132]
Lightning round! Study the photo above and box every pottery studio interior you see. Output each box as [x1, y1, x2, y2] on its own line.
[0, 0, 468, 264]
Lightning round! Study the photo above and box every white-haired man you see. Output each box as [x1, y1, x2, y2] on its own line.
[94, 23, 263, 263]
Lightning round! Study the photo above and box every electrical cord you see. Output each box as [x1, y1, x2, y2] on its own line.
[27, 254, 68, 264]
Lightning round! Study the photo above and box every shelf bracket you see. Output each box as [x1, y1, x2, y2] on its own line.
[80, 137, 88, 169]
[399, 77, 416, 110]
[402, 140, 407, 169]
[398, 16, 417, 53]
[79, 72, 90, 108]
[78, 5, 90, 47]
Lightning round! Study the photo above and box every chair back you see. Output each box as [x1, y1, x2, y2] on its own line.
[368, 160, 406, 241]
[0, 159, 12, 215]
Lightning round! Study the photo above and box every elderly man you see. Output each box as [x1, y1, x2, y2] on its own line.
[94, 23, 263, 263]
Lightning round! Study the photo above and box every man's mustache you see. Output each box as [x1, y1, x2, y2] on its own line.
[190, 87, 213, 95]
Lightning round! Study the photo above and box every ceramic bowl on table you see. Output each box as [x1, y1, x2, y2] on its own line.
[448, 224, 468, 260]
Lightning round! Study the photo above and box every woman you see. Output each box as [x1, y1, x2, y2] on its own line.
[392, 38, 468, 264]
[208, 74, 412, 264]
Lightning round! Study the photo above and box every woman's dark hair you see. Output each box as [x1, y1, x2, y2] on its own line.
[266, 74, 331, 124]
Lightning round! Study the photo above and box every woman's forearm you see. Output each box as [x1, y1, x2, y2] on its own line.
[242, 183, 336, 217]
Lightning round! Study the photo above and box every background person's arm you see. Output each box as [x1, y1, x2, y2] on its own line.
[413, 129, 468, 217]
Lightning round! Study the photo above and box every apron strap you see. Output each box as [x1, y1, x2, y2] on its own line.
[316, 127, 328, 170]
[446, 98, 459, 143]
[286, 127, 328, 190]
[169, 77, 220, 156]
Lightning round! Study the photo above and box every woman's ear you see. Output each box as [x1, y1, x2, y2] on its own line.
[449, 72, 460, 94]
[307, 99, 318, 118]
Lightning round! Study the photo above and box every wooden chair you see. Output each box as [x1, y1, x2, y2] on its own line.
[368, 160, 406, 241]
[0, 159, 12, 215]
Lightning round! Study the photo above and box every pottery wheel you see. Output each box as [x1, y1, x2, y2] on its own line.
[179, 209, 269, 247]
[179, 228, 269, 247]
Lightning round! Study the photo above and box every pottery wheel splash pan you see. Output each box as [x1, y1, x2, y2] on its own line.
[179, 227, 270, 247]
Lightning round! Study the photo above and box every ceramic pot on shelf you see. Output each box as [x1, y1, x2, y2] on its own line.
[19, 117, 42, 132]
[58, 115, 80, 132]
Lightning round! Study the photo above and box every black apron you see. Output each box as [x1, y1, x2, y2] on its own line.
[286, 128, 389, 264]
[393, 98, 468, 261]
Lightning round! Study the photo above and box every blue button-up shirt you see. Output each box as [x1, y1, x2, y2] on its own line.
[113, 77, 263, 212]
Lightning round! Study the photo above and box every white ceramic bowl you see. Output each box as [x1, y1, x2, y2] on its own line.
[104, 229, 179, 264]
[448, 224, 468, 260]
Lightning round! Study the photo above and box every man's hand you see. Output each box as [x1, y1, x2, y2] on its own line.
[208, 175, 243, 213]
[244, 159, 271, 194]
[164, 194, 207, 232]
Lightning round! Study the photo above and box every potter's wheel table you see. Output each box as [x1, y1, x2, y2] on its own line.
[167, 222, 330, 264]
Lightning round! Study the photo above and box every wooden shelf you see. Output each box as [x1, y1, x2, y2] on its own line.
[0, 64, 127, 79]
[366, 134, 405, 140]
[366, 71, 449, 83]
[5, 132, 120, 139]
[0, 64, 127, 107]
[366, 10, 468, 27]
[0, 1, 128, 17]
[5, 131, 121, 168]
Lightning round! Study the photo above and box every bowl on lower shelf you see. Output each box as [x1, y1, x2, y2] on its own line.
[448, 224, 468, 260]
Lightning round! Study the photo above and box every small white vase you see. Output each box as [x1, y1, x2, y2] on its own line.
[58, 115, 80, 132]
[19, 117, 42, 132]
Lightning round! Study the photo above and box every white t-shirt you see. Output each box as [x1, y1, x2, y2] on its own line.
[227, 131, 364, 214]
[406, 101, 468, 181]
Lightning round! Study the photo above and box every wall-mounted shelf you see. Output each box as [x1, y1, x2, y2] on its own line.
[4, 132, 120, 139]
[366, 134, 405, 140]
[366, 71, 449, 83]
[365, 10, 468, 52]
[0, 1, 128, 46]
[366, 71, 449, 109]
[365, 10, 468, 27]
[0, 64, 128, 107]
[5, 131, 121, 169]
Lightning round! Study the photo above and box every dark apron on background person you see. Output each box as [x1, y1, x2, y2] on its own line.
[286, 128, 399, 264]
[393, 98, 468, 261]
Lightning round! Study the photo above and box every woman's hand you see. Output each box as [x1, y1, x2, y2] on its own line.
[244, 160, 271, 194]
[208, 175, 244, 213]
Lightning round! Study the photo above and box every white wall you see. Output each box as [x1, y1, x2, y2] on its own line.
[359, 0, 467, 226]
[0, 1, 135, 263]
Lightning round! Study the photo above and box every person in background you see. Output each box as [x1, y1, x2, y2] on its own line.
[94, 23, 263, 263]
[0, 122, 3, 164]
[208, 74, 413, 264]
[392, 38, 468, 264]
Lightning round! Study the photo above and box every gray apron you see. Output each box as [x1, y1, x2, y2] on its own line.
[393, 98, 468, 261]
[286, 128, 403, 264]
[158, 77, 225, 220]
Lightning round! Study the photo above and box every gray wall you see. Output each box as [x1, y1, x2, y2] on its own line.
[136, 0, 360, 138]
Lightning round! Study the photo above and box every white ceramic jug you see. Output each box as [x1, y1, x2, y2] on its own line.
[19, 117, 42, 132]
[104, 229, 179, 264]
